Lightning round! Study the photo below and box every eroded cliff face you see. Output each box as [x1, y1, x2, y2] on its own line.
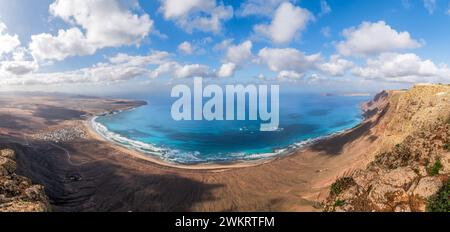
[325, 84, 450, 212]
[0, 149, 50, 212]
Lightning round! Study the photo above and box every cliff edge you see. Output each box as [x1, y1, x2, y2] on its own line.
[0, 149, 50, 212]
[324, 84, 450, 212]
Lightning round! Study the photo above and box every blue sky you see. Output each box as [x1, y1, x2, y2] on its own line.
[0, 0, 450, 94]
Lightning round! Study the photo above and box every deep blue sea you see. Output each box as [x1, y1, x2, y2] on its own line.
[93, 92, 371, 164]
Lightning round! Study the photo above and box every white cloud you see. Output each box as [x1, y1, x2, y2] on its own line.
[108, 51, 170, 66]
[160, 0, 214, 18]
[1, 62, 144, 85]
[213, 38, 234, 51]
[150, 61, 211, 79]
[216, 40, 253, 78]
[0, 22, 38, 76]
[1, 51, 169, 85]
[319, 0, 332, 17]
[29, 28, 96, 61]
[29, 0, 153, 62]
[352, 53, 450, 83]
[1, 51, 214, 85]
[257, 47, 353, 79]
[174, 63, 210, 78]
[217, 62, 237, 78]
[0, 22, 21, 56]
[257, 47, 321, 73]
[237, 0, 287, 17]
[254, 2, 313, 44]
[1, 60, 37, 76]
[423, 0, 436, 14]
[49, 0, 153, 47]
[1, 48, 38, 75]
[337, 21, 422, 57]
[160, 0, 233, 33]
[277, 70, 303, 79]
[225, 40, 253, 65]
[319, 55, 353, 76]
[177, 41, 194, 55]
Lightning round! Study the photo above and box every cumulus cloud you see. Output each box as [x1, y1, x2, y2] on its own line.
[352, 53, 450, 83]
[237, 0, 288, 17]
[177, 41, 194, 55]
[30, 0, 153, 62]
[29, 28, 96, 61]
[2, 60, 37, 76]
[150, 61, 211, 79]
[49, 0, 153, 47]
[319, 55, 353, 76]
[216, 40, 253, 77]
[213, 38, 234, 51]
[174, 64, 210, 78]
[0, 22, 38, 76]
[1, 48, 38, 75]
[1, 51, 214, 85]
[256, 47, 354, 79]
[257, 47, 321, 73]
[159, 0, 233, 33]
[0, 23, 21, 56]
[217, 62, 237, 78]
[1, 51, 169, 85]
[254, 2, 313, 44]
[225, 40, 253, 65]
[337, 21, 422, 57]
[160, 0, 214, 18]
[108, 51, 170, 66]
[277, 70, 303, 79]
[1, 63, 142, 85]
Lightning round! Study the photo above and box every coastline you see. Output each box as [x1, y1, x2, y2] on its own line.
[85, 116, 274, 170]
[0, 89, 396, 211]
[86, 100, 370, 171]
[3, 85, 446, 212]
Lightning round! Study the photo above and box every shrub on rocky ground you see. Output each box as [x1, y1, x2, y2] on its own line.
[426, 179, 450, 212]
[330, 177, 356, 197]
[373, 144, 416, 169]
[428, 159, 443, 176]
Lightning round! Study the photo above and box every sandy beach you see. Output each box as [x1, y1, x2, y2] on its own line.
[0, 91, 392, 211]
[86, 117, 270, 171]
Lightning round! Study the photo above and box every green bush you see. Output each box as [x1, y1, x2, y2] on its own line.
[334, 199, 346, 207]
[428, 159, 443, 176]
[330, 177, 355, 196]
[426, 180, 450, 212]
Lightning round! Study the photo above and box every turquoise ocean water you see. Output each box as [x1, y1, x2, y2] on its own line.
[92, 92, 371, 164]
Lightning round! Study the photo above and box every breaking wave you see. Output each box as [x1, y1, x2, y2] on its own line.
[90, 115, 348, 165]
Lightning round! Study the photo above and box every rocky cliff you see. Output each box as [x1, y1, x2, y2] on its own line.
[324, 84, 450, 212]
[0, 149, 50, 212]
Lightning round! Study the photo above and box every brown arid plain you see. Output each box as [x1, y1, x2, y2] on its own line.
[0, 84, 449, 212]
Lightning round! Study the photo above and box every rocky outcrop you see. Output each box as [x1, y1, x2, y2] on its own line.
[324, 84, 450, 212]
[0, 149, 50, 212]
